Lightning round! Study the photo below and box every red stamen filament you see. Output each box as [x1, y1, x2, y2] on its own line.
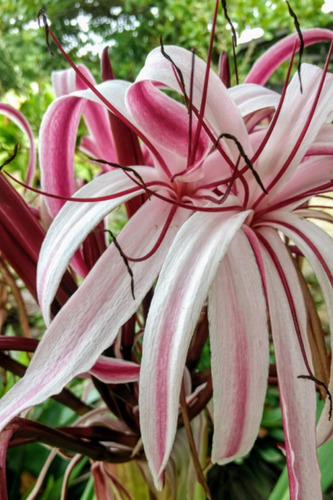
[121, 204, 178, 262]
[191, 0, 220, 163]
[258, 232, 316, 378]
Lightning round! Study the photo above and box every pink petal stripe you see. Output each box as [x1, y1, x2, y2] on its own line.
[52, 65, 115, 162]
[245, 28, 333, 85]
[90, 356, 140, 383]
[0, 199, 188, 433]
[126, 80, 210, 168]
[265, 155, 333, 212]
[260, 212, 333, 446]
[208, 230, 269, 463]
[251, 65, 333, 206]
[39, 95, 87, 216]
[259, 227, 321, 500]
[0, 103, 36, 186]
[139, 209, 250, 489]
[37, 167, 163, 324]
[136, 45, 252, 160]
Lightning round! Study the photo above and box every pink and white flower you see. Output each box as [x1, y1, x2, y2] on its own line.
[0, 28, 333, 500]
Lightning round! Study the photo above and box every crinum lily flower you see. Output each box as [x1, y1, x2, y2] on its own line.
[0, 25, 333, 500]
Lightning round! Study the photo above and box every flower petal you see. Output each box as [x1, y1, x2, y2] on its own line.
[259, 227, 321, 500]
[136, 45, 252, 159]
[0, 103, 36, 185]
[0, 198, 188, 432]
[39, 95, 87, 216]
[89, 356, 140, 383]
[139, 209, 251, 489]
[37, 167, 164, 324]
[52, 64, 115, 162]
[208, 230, 269, 463]
[259, 212, 333, 446]
[253, 64, 333, 204]
[245, 28, 333, 85]
[126, 80, 210, 172]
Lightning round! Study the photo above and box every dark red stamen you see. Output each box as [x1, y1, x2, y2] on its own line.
[190, 0, 220, 163]
[258, 232, 317, 379]
[121, 204, 178, 262]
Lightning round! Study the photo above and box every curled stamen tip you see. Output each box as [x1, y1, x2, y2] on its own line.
[298, 374, 333, 420]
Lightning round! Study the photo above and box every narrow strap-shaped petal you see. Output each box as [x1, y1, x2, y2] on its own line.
[52, 65, 116, 164]
[259, 212, 333, 445]
[252, 65, 333, 205]
[136, 45, 252, 159]
[228, 83, 279, 118]
[139, 209, 251, 489]
[245, 28, 333, 85]
[39, 95, 87, 216]
[0, 103, 36, 185]
[259, 227, 321, 500]
[262, 154, 333, 212]
[208, 230, 269, 464]
[37, 167, 164, 324]
[0, 198, 188, 432]
[126, 80, 210, 172]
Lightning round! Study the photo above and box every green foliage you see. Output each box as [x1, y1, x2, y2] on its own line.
[1, 0, 332, 95]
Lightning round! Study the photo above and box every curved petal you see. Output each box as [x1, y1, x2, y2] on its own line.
[259, 212, 333, 445]
[39, 80, 132, 217]
[228, 83, 279, 117]
[0, 103, 36, 186]
[39, 95, 87, 216]
[208, 230, 269, 464]
[259, 227, 321, 500]
[126, 80, 210, 173]
[52, 64, 115, 162]
[266, 155, 333, 211]
[245, 28, 333, 85]
[0, 198, 188, 432]
[89, 356, 140, 383]
[52, 64, 96, 96]
[136, 45, 252, 159]
[37, 166, 163, 324]
[139, 209, 251, 489]
[252, 64, 333, 205]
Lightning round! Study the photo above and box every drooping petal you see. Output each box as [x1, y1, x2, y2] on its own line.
[245, 28, 333, 85]
[259, 227, 321, 500]
[0, 198, 188, 432]
[208, 230, 269, 464]
[0, 103, 36, 185]
[89, 356, 140, 383]
[139, 209, 251, 489]
[259, 212, 333, 445]
[37, 167, 165, 324]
